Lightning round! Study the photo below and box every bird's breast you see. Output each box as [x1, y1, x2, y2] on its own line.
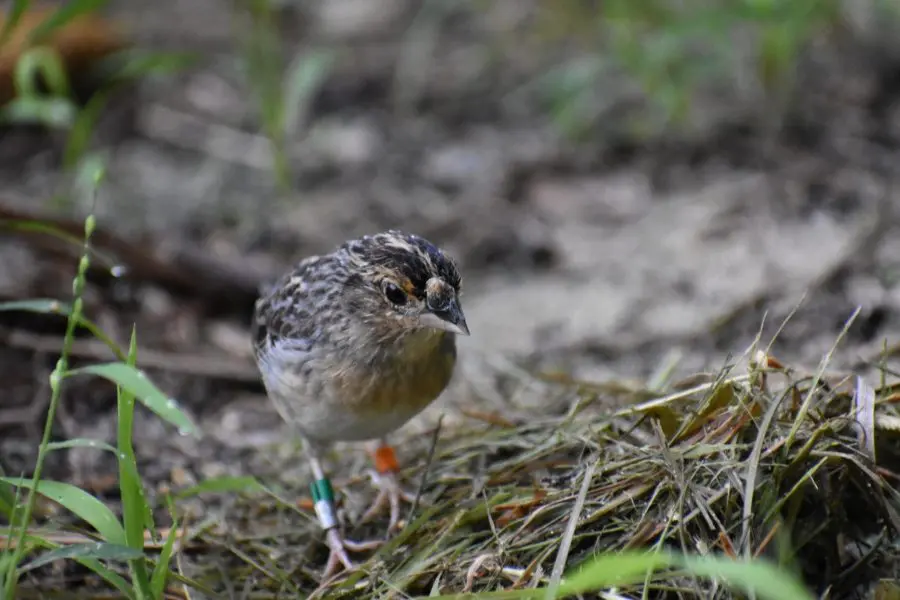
[351, 330, 456, 410]
[324, 330, 456, 439]
[261, 329, 457, 443]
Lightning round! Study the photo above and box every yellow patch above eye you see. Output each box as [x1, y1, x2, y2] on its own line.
[401, 279, 416, 295]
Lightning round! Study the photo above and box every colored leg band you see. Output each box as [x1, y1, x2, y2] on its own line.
[310, 478, 337, 530]
[372, 444, 400, 475]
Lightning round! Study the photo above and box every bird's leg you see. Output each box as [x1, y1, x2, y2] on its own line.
[360, 439, 417, 531]
[307, 453, 380, 579]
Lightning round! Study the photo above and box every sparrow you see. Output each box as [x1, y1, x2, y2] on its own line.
[251, 230, 469, 577]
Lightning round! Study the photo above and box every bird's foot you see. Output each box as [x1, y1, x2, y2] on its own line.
[360, 444, 417, 531]
[310, 476, 381, 579]
[321, 528, 381, 579]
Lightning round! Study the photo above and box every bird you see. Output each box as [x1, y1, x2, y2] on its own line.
[251, 230, 469, 578]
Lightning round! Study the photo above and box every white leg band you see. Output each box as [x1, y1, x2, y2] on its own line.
[315, 499, 338, 530]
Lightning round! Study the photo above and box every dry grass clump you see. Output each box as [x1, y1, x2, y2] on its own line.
[168, 342, 900, 599]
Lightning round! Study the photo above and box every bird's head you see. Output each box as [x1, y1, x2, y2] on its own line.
[341, 231, 469, 338]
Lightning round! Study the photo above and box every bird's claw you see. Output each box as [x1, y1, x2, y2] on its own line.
[360, 469, 417, 531]
[321, 528, 381, 580]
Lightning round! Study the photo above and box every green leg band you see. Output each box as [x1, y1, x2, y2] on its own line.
[310, 478, 337, 530]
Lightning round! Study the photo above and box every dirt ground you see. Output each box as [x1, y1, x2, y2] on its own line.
[2, 0, 900, 596]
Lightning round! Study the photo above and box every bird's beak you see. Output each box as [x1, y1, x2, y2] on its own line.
[420, 298, 470, 336]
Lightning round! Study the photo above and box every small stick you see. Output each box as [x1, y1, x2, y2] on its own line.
[407, 414, 444, 524]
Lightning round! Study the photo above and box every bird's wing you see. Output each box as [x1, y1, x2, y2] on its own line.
[251, 253, 346, 354]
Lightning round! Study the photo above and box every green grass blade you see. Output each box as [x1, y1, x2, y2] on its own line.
[0, 0, 31, 49]
[26, 0, 108, 44]
[0, 96, 76, 127]
[64, 90, 112, 169]
[101, 49, 197, 81]
[553, 551, 672, 597]
[0, 298, 71, 314]
[45, 438, 118, 453]
[5, 534, 136, 599]
[76, 557, 136, 599]
[422, 551, 814, 599]
[66, 362, 198, 435]
[555, 550, 814, 600]
[42, 439, 143, 495]
[0, 486, 14, 518]
[283, 49, 334, 135]
[151, 494, 179, 598]
[420, 590, 537, 599]
[73, 152, 109, 196]
[15, 46, 70, 97]
[0, 478, 125, 545]
[117, 327, 153, 596]
[174, 475, 263, 499]
[150, 529, 178, 598]
[0, 554, 10, 592]
[0, 299, 126, 360]
[676, 554, 813, 600]
[3, 192, 100, 599]
[18, 542, 142, 574]
[0, 220, 122, 271]
[0, 220, 85, 250]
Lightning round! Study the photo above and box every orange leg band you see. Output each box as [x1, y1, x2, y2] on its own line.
[371, 444, 400, 474]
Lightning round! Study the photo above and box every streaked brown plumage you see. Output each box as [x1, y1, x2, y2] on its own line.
[251, 230, 469, 577]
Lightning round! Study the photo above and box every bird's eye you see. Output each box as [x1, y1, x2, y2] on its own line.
[383, 282, 407, 306]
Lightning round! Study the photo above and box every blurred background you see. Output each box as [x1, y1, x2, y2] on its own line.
[1, 0, 900, 516]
